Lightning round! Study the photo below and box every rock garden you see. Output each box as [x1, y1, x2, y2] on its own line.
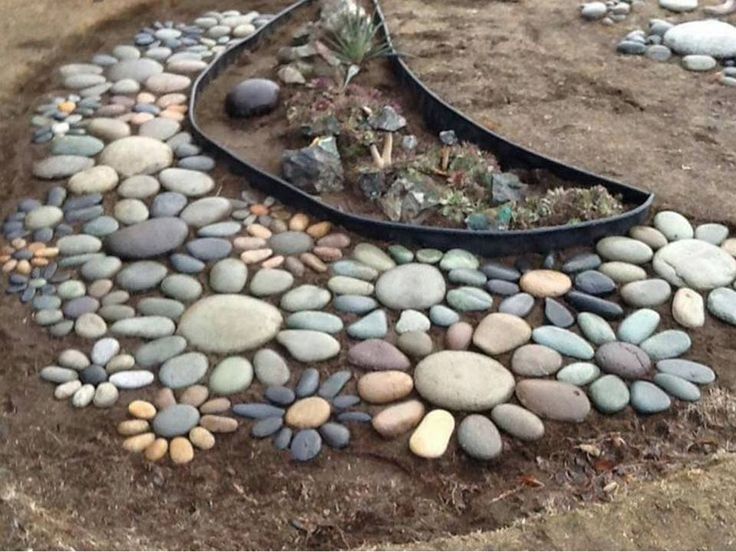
[3, 0, 736, 548]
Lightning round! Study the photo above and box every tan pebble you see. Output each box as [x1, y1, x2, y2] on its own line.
[409, 409, 455, 459]
[722, 238, 736, 257]
[15, 260, 31, 275]
[629, 225, 667, 250]
[284, 256, 305, 277]
[155, 387, 176, 410]
[199, 414, 238, 433]
[157, 93, 187, 108]
[131, 112, 155, 125]
[170, 437, 194, 465]
[313, 246, 342, 262]
[519, 270, 572, 298]
[289, 213, 309, 231]
[123, 432, 156, 453]
[240, 248, 272, 264]
[160, 109, 184, 122]
[247, 223, 272, 239]
[233, 236, 267, 251]
[269, 219, 288, 234]
[2, 260, 17, 273]
[167, 104, 188, 114]
[136, 92, 156, 104]
[58, 101, 76, 113]
[189, 427, 215, 450]
[316, 232, 350, 249]
[144, 438, 169, 462]
[261, 255, 284, 268]
[11, 238, 26, 249]
[446, 321, 473, 350]
[672, 288, 705, 328]
[249, 204, 269, 217]
[36, 247, 59, 258]
[27, 242, 45, 253]
[1, 245, 13, 255]
[106, 354, 135, 373]
[358, 371, 414, 404]
[300, 252, 327, 273]
[88, 279, 114, 298]
[54, 380, 82, 400]
[0, 255, 9, 263]
[179, 384, 209, 407]
[117, 419, 150, 436]
[128, 400, 157, 420]
[372, 399, 425, 438]
[199, 397, 231, 414]
[31, 258, 50, 267]
[233, 236, 267, 250]
[306, 221, 332, 239]
[473, 312, 532, 355]
[285, 397, 331, 429]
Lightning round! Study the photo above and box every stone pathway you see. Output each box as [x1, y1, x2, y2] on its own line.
[3, 3, 734, 466]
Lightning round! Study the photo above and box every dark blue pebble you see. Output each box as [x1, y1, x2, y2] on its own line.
[319, 422, 350, 449]
[332, 395, 360, 410]
[251, 416, 284, 438]
[272, 427, 292, 450]
[290, 429, 322, 462]
[318, 370, 351, 399]
[55, 224, 74, 238]
[50, 270, 71, 284]
[6, 284, 26, 295]
[65, 206, 104, 223]
[486, 279, 519, 296]
[81, 365, 107, 385]
[480, 262, 520, 282]
[178, 156, 215, 172]
[13, 250, 33, 261]
[20, 287, 36, 303]
[133, 103, 160, 115]
[265, 386, 296, 406]
[41, 284, 57, 295]
[33, 129, 54, 144]
[42, 262, 58, 279]
[9, 274, 28, 285]
[336, 411, 372, 424]
[232, 403, 285, 419]
[186, 238, 232, 262]
[47, 186, 67, 207]
[562, 252, 602, 274]
[544, 298, 575, 328]
[566, 291, 624, 320]
[19, 199, 41, 212]
[151, 192, 187, 217]
[295, 368, 320, 398]
[574, 270, 616, 296]
[33, 227, 54, 242]
[5, 229, 29, 240]
[543, 251, 557, 269]
[4, 221, 23, 233]
[170, 253, 205, 274]
[63, 194, 102, 212]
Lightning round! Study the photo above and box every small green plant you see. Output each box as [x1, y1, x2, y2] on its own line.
[325, 9, 394, 66]
[439, 190, 483, 224]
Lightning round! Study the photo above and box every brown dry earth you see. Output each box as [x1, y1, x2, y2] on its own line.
[2, 0, 736, 550]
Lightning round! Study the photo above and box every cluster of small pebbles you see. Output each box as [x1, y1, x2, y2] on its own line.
[4, 5, 735, 467]
[580, 0, 643, 25]
[119, 386, 237, 465]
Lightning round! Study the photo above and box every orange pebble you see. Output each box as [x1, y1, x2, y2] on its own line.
[261, 255, 284, 268]
[15, 260, 31, 275]
[2, 260, 17, 273]
[58, 101, 76, 113]
[0, 255, 10, 263]
[27, 242, 45, 253]
[249, 204, 269, 216]
[31, 257, 49, 267]
[159, 110, 184, 122]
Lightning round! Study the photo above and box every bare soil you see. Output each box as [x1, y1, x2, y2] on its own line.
[2, 0, 736, 550]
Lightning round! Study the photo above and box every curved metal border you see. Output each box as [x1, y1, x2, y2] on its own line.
[189, 0, 654, 257]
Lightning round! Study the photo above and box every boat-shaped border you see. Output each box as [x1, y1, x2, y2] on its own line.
[188, 0, 654, 256]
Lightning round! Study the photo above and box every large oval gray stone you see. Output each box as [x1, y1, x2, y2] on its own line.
[99, 136, 173, 177]
[375, 263, 446, 310]
[653, 239, 736, 290]
[105, 217, 189, 259]
[414, 351, 514, 411]
[178, 294, 283, 353]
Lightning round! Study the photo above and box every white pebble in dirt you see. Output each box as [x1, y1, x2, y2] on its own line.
[664, 20, 736, 58]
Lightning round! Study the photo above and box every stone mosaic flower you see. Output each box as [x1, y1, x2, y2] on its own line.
[39, 337, 154, 409]
[118, 385, 237, 465]
[233, 369, 370, 462]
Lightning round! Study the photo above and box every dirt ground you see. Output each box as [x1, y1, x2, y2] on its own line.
[3, 0, 736, 550]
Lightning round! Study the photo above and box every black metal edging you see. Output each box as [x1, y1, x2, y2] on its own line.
[188, 0, 654, 257]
